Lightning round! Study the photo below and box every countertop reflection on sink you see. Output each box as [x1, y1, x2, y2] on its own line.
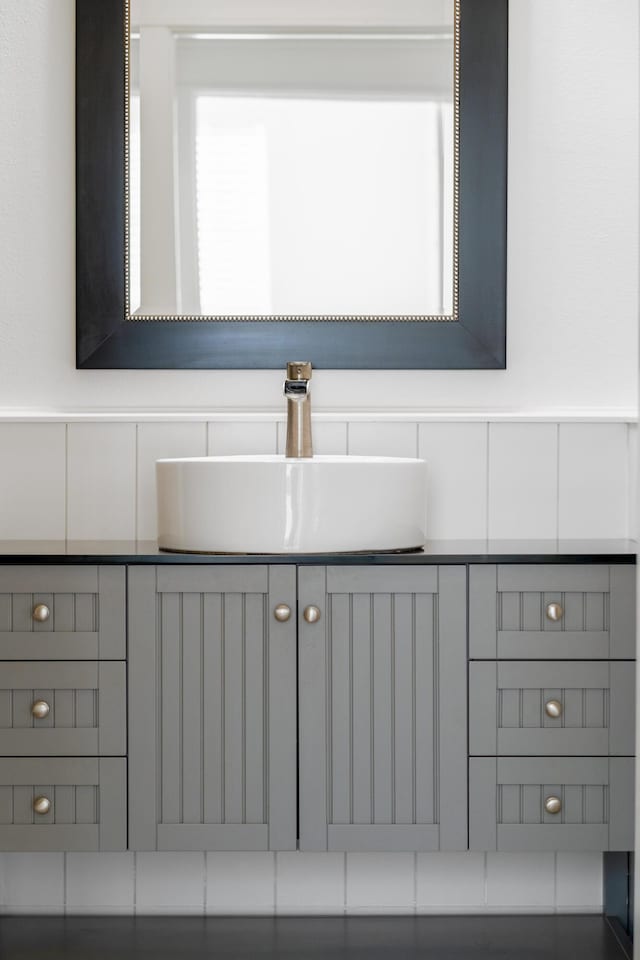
[156, 454, 427, 555]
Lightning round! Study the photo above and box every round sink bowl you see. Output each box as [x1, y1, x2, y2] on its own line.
[156, 455, 427, 554]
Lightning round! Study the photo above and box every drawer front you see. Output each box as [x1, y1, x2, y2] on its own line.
[469, 661, 635, 757]
[0, 757, 126, 851]
[470, 756, 634, 852]
[0, 662, 126, 755]
[0, 566, 125, 659]
[470, 564, 635, 659]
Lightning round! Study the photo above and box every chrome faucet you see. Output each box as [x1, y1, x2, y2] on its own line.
[284, 362, 313, 458]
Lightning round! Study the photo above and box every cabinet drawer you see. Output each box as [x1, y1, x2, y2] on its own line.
[470, 564, 635, 659]
[470, 756, 634, 852]
[0, 566, 125, 660]
[470, 661, 635, 757]
[0, 662, 125, 755]
[0, 757, 126, 851]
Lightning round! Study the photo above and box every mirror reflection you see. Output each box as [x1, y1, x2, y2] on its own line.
[129, 1, 457, 319]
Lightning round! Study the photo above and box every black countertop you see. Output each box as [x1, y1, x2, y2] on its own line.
[0, 540, 634, 565]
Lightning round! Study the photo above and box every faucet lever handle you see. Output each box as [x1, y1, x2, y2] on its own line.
[286, 361, 312, 381]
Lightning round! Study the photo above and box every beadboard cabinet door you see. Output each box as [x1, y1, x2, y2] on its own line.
[128, 566, 297, 851]
[298, 565, 467, 852]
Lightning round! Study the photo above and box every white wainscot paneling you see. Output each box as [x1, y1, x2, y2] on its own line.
[137, 422, 207, 540]
[0, 424, 66, 539]
[277, 421, 348, 456]
[628, 423, 637, 539]
[347, 422, 418, 458]
[558, 423, 629, 539]
[418, 423, 488, 539]
[488, 423, 558, 539]
[486, 852, 555, 911]
[136, 852, 205, 914]
[206, 852, 275, 915]
[208, 421, 278, 455]
[67, 423, 136, 540]
[555, 853, 603, 913]
[346, 853, 415, 913]
[276, 853, 345, 914]
[66, 852, 135, 914]
[0, 852, 64, 914]
[416, 852, 485, 912]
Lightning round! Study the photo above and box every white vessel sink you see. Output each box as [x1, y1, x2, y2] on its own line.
[156, 455, 427, 554]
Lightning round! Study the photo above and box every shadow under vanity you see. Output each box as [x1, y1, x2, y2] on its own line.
[0, 540, 634, 940]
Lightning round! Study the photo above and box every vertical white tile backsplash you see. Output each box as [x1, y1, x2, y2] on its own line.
[418, 423, 488, 538]
[629, 423, 637, 539]
[67, 423, 136, 540]
[347, 422, 418, 458]
[486, 853, 556, 910]
[558, 424, 629, 539]
[136, 852, 205, 914]
[488, 423, 558, 539]
[0, 423, 66, 539]
[137, 422, 207, 540]
[206, 853, 275, 915]
[555, 853, 603, 912]
[416, 852, 485, 911]
[66, 853, 135, 914]
[276, 853, 345, 914]
[346, 854, 415, 912]
[0, 853, 65, 913]
[209, 421, 278, 455]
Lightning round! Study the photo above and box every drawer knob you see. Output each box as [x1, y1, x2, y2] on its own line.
[31, 700, 50, 720]
[303, 605, 321, 624]
[32, 604, 51, 623]
[544, 699, 562, 719]
[33, 796, 51, 816]
[544, 796, 562, 815]
[545, 602, 563, 622]
[273, 603, 292, 623]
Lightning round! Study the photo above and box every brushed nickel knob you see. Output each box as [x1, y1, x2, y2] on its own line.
[303, 605, 321, 624]
[32, 603, 51, 623]
[31, 700, 50, 720]
[274, 603, 292, 623]
[546, 602, 563, 622]
[544, 796, 562, 815]
[33, 796, 51, 816]
[544, 699, 562, 719]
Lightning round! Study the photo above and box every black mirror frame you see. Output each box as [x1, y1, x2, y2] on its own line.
[76, 0, 507, 370]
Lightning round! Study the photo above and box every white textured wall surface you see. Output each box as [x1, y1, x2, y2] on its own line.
[0, 0, 637, 414]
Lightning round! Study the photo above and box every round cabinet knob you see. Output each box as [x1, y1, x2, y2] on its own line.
[273, 604, 292, 623]
[545, 602, 563, 622]
[544, 796, 562, 815]
[31, 700, 51, 720]
[544, 699, 563, 719]
[303, 605, 321, 624]
[32, 604, 51, 623]
[33, 796, 51, 816]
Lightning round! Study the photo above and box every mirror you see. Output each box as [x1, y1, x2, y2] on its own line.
[76, 0, 507, 368]
[129, 1, 456, 319]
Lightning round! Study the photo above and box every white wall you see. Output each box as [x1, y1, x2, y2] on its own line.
[0, 0, 637, 415]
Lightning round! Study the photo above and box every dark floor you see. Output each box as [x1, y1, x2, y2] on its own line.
[0, 916, 631, 960]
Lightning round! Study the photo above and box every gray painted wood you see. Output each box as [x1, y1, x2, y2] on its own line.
[298, 565, 467, 852]
[469, 661, 634, 757]
[610, 565, 636, 659]
[0, 757, 126, 851]
[496, 566, 610, 593]
[128, 565, 296, 851]
[468, 565, 497, 658]
[0, 565, 125, 660]
[469, 756, 633, 852]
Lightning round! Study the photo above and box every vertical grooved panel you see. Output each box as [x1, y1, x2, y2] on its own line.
[12, 691, 32, 729]
[585, 594, 605, 632]
[161, 593, 181, 824]
[0, 786, 12, 823]
[562, 689, 583, 728]
[329, 594, 351, 825]
[13, 787, 32, 824]
[181, 593, 203, 825]
[203, 593, 223, 824]
[53, 595, 75, 632]
[0, 691, 11, 728]
[372, 594, 392, 824]
[75, 689, 96, 728]
[500, 593, 520, 630]
[54, 786, 75, 824]
[74, 593, 96, 632]
[414, 593, 435, 825]
[0, 596, 11, 631]
[521, 690, 540, 728]
[75, 785, 98, 824]
[563, 593, 583, 631]
[393, 594, 414, 825]
[12, 595, 33, 632]
[563, 785, 583, 823]
[351, 594, 372, 825]
[224, 593, 244, 824]
[244, 593, 265, 825]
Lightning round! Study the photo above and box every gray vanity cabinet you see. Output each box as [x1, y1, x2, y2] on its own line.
[128, 565, 297, 851]
[298, 565, 467, 852]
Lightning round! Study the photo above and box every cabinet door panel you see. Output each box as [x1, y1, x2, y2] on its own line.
[128, 565, 296, 851]
[299, 565, 467, 852]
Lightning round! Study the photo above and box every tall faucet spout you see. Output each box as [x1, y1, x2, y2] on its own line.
[284, 361, 313, 458]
